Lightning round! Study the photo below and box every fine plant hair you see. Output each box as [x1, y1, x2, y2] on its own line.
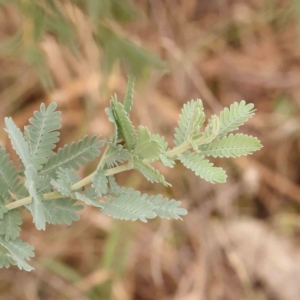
[0, 79, 262, 271]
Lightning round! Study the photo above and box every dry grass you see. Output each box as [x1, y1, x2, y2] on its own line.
[1, 0, 300, 299]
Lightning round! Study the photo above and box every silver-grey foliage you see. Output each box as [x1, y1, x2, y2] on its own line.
[0, 78, 262, 272]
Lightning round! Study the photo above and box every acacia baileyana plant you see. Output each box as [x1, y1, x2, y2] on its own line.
[0, 79, 262, 271]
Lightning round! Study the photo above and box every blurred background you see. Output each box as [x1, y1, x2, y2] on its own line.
[0, 0, 300, 299]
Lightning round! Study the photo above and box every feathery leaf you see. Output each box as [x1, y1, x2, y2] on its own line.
[200, 134, 262, 158]
[174, 99, 205, 146]
[92, 168, 108, 197]
[108, 179, 139, 196]
[44, 198, 83, 226]
[105, 103, 118, 144]
[0, 246, 15, 269]
[102, 189, 187, 222]
[0, 237, 35, 271]
[26, 103, 61, 170]
[102, 193, 156, 222]
[192, 115, 220, 147]
[123, 76, 135, 114]
[111, 98, 136, 150]
[218, 101, 255, 137]
[0, 205, 8, 219]
[133, 157, 170, 186]
[180, 152, 227, 183]
[50, 168, 79, 196]
[133, 126, 162, 160]
[148, 195, 187, 220]
[4, 117, 31, 167]
[103, 143, 131, 168]
[25, 165, 46, 230]
[0, 147, 26, 200]
[152, 134, 175, 168]
[36, 175, 52, 194]
[0, 210, 22, 241]
[75, 188, 103, 208]
[41, 136, 104, 178]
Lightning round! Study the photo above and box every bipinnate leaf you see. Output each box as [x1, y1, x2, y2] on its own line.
[108, 178, 138, 196]
[26, 102, 61, 170]
[133, 126, 162, 160]
[102, 193, 156, 222]
[0, 205, 8, 219]
[133, 157, 170, 186]
[101, 189, 187, 222]
[103, 143, 131, 168]
[92, 169, 108, 197]
[4, 117, 31, 167]
[148, 195, 187, 220]
[123, 76, 135, 113]
[111, 98, 136, 150]
[0, 237, 35, 271]
[44, 198, 83, 225]
[203, 115, 220, 142]
[41, 135, 104, 178]
[0, 87, 263, 273]
[0, 246, 15, 268]
[152, 134, 175, 168]
[200, 134, 262, 158]
[25, 165, 46, 230]
[174, 99, 205, 146]
[0, 210, 22, 241]
[75, 188, 103, 208]
[218, 100, 255, 137]
[180, 152, 227, 183]
[36, 175, 52, 194]
[0, 147, 26, 200]
[50, 168, 79, 196]
[192, 115, 220, 146]
[105, 102, 118, 144]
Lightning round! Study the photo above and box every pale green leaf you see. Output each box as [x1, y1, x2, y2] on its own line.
[75, 188, 103, 208]
[152, 134, 175, 168]
[108, 177, 139, 196]
[103, 143, 131, 168]
[123, 76, 135, 114]
[50, 168, 79, 196]
[4, 117, 31, 167]
[0, 237, 35, 271]
[0, 210, 22, 241]
[0, 147, 26, 200]
[92, 168, 108, 197]
[101, 193, 156, 222]
[41, 135, 104, 178]
[36, 175, 52, 194]
[102, 188, 187, 222]
[0, 245, 16, 269]
[133, 126, 162, 160]
[26, 102, 61, 170]
[25, 165, 46, 230]
[0, 205, 8, 219]
[218, 100, 255, 137]
[111, 98, 136, 150]
[44, 198, 83, 226]
[148, 195, 187, 220]
[174, 99, 205, 146]
[200, 134, 262, 158]
[193, 115, 220, 146]
[133, 157, 170, 186]
[180, 152, 227, 183]
[105, 103, 118, 144]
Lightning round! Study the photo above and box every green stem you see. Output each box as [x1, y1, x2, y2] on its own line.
[6, 196, 31, 210]
[5, 141, 191, 211]
[166, 141, 190, 157]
